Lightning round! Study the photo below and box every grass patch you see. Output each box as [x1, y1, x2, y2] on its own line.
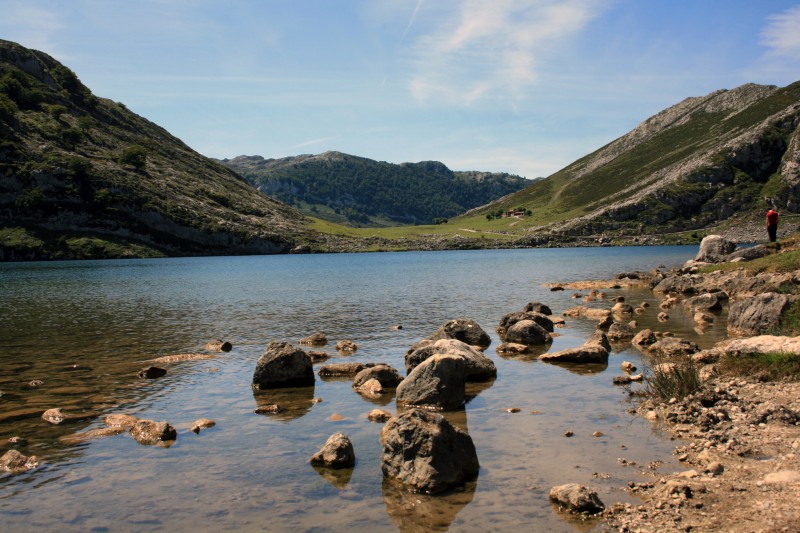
[718, 352, 800, 382]
[644, 354, 702, 401]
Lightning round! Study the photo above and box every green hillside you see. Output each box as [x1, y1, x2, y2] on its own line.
[219, 152, 530, 227]
[0, 39, 325, 260]
[458, 81, 800, 239]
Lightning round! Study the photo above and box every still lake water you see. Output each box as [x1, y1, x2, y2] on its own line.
[0, 246, 726, 532]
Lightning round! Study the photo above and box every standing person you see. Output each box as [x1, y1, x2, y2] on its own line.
[766, 208, 779, 242]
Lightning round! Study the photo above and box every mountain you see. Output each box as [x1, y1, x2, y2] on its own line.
[466, 81, 800, 242]
[219, 152, 530, 227]
[0, 39, 324, 260]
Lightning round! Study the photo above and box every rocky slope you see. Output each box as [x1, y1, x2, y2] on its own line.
[219, 152, 530, 227]
[470, 81, 800, 241]
[0, 39, 334, 260]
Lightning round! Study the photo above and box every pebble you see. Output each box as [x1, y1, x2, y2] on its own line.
[507, 408, 521, 413]
[564, 430, 574, 437]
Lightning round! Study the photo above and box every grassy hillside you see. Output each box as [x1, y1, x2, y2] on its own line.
[455, 81, 800, 239]
[219, 152, 530, 227]
[0, 39, 324, 260]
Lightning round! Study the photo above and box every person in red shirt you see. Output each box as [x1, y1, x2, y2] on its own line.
[766, 208, 779, 242]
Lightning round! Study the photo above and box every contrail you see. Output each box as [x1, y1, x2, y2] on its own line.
[400, 0, 424, 44]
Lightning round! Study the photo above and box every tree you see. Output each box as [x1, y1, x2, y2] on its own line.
[119, 145, 147, 170]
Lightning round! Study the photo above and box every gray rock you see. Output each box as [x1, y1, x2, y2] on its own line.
[309, 432, 355, 468]
[647, 337, 700, 357]
[380, 408, 479, 494]
[549, 483, 605, 514]
[540, 345, 609, 364]
[694, 235, 736, 263]
[405, 339, 496, 381]
[504, 319, 552, 345]
[426, 318, 491, 348]
[396, 354, 466, 410]
[497, 311, 554, 337]
[724, 244, 771, 262]
[728, 292, 796, 336]
[318, 362, 374, 377]
[607, 322, 635, 341]
[252, 341, 314, 390]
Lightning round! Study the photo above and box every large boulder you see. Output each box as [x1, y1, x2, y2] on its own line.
[728, 293, 796, 337]
[694, 235, 736, 263]
[396, 355, 466, 411]
[426, 318, 491, 349]
[380, 409, 479, 494]
[309, 432, 355, 469]
[712, 335, 800, 356]
[549, 483, 605, 514]
[503, 319, 552, 345]
[607, 322, 635, 341]
[405, 339, 496, 381]
[252, 341, 314, 390]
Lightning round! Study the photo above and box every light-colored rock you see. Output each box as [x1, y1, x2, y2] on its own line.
[189, 418, 215, 433]
[310, 432, 355, 468]
[299, 332, 328, 346]
[129, 420, 177, 445]
[368, 409, 392, 422]
[548, 483, 605, 514]
[405, 338, 496, 381]
[335, 339, 358, 353]
[396, 354, 466, 411]
[694, 235, 736, 263]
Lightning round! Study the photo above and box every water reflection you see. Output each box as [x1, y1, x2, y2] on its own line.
[251, 385, 317, 421]
[539, 361, 609, 375]
[311, 464, 353, 489]
[382, 478, 476, 532]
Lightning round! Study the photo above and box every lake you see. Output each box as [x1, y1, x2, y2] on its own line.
[0, 246, 725, 532]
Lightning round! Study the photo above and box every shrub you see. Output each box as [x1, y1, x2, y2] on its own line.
[119, 145, 147, 170]
[59, 127, 83, 148]
[15, 187, 47, 208]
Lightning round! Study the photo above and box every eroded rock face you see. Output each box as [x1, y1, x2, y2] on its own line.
[405, 339, 496, 382]
[549, 483, 605, 514]
[396, 354, 466, 411]
[727, 292, 796, 337]
[380, 409, 479, 494]
[426, 318, 491, 348]
[309, 432, 355, 469]
[252, 341, 314, 390]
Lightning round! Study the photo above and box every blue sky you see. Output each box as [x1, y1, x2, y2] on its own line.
[2, 1, 799, 179]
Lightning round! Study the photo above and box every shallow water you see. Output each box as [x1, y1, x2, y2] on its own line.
[0, 247, 727, 532]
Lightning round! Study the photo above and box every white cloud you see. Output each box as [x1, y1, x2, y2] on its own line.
[287, 136, 341, 150]
[402, 0, 606, 106]
[760, 5, 800, 55]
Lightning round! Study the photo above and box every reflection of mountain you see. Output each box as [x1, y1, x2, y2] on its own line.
[252, 385, 316, 421]
[382, 478, 476, 532]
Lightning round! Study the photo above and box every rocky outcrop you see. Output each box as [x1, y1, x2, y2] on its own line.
[309, 433, 355, 468]
[425, 318, 491, 348]
[405, 339, 496, 381]
[252, 341, 314, 390]
[380, 409, 479, 494]
[727, 292, 797, 337]
[396, 355, 466, 410]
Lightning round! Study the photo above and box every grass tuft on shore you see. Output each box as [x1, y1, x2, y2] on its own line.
[644, 354, 702, 401]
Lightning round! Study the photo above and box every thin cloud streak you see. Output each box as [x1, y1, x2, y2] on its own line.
[287, 136, 341, 150]
[760, 5, 800, 54]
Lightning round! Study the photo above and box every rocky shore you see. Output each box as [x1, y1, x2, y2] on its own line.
[597, 235, 800, 532]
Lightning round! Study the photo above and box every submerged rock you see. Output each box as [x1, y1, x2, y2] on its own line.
[137, 366, 167, 379]
[380, 409, 479, 494]
[204, 339, 233, 352]
[335, 339, 358, 353]
[129, 420, 177, 445]
[318, 362, 375, 377]
[309, 432, 355, 468]
[299, 332, 328, 346]
[0, 449, 39, 474]
[252, 341, 314, 390]
[190, 418, 216, 434]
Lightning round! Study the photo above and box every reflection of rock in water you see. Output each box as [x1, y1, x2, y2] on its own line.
[541, 362, 609, 375]
[395, 405, 470, 433]
[355, 389, 396, 407]
[252, 385, 316, 421]
[382, 478, 476, 532]
[464, 377, 495, 406]
[311, 464, 353, 489]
